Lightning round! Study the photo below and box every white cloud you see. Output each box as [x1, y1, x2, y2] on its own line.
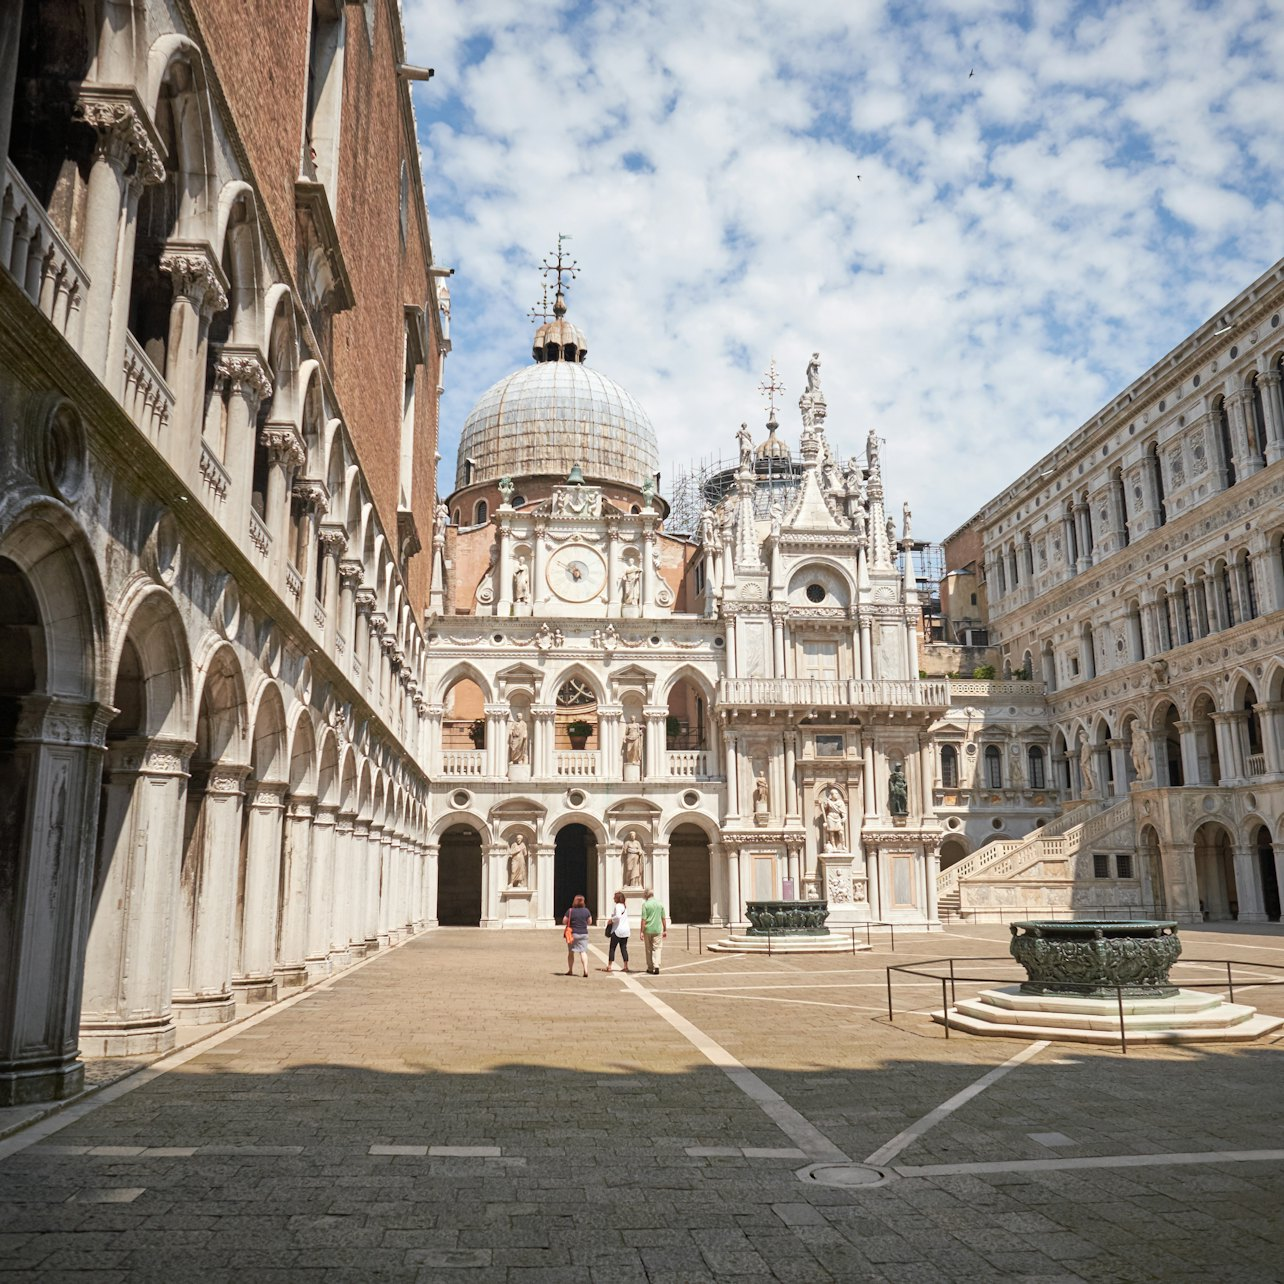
[405, 0, 1284, 540]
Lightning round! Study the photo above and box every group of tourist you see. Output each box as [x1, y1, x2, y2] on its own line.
[562, 891, 667, 976]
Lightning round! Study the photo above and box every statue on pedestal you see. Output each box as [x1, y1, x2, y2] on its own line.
[622, 719, 643, 766]
[1131, 727, 1152, 781]
[513, 563, 530, 604]
[507, 717, 528, 765]
[507, 834, 529, 888]
[753, 775, 769, 814]
[1079, 741, 1096, 797]
[621, 829, 645, 887]
[888, 763, 908, 817]
[621, 566, 641, 606]
[818, 786, 847, 853]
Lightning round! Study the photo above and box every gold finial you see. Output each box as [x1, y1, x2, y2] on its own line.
[758, 356, 785, 422]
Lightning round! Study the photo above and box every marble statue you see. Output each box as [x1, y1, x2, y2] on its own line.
[507, 834, 529, 888]
[622, 719, 643, 766]
[507, 717, 528, 765]
[753, 775, 769, 813]
[1079, 741, 1096, 796]
[433, 501, 449, 543]
[888, 763, 908, 817]
[769, 502, 783, 539]
[806, 352, 822, 396]
[737, 422, 753, 469]
[513, 563, 530, 603]
[818, 786, 847, 852]
[621, 566, 641, 606]
[902, 501, 912, 541]
[621, 829, 645, 886]
[1131, 727, 1152, 781]
[699, 507, 716, 546]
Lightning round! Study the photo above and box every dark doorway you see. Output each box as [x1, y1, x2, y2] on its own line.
[1257, 826, 1280, 922]
[438, 825, 483, 925]
[669, 824, 711, 923]
[554, 824, 597, 920]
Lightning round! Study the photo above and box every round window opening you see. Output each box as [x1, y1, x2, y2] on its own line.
[567, 789, 587, 808]
[682, 790, 700, 807]
[450, 790, 471, 809]
[991, 818, 1005, 830]
[806, 584, 826, 603]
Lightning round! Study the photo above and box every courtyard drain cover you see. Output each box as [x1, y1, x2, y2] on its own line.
[796, 1162, 894, 1189]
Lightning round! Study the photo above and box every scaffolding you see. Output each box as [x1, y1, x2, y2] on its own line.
[667, 450, 808, 537]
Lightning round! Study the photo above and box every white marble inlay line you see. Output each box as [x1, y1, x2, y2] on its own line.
[896, 1149, 1284, 1178]
[594, 943, 849, 1165]
[863, 1040, 1050, 1168]
[653, 988, 887, 1014]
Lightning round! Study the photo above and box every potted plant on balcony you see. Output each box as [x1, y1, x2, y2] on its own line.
[665, 715, 683, 748]
[566, 719, 593, 751]
[468, 719, 486, 749]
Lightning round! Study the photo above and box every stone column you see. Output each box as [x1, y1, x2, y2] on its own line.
[642, 525, 657, 609]
[536, 844, 555, 924]
[644, 706, 667, 779]
[317, 526, 347, 651]
[783, 731, 800, 822]
[377, 826, 394, 945]
[73, 90, 163, 380]
[235, 781, 286, 1002]
[924, 848, 941, 924]
[1255, 703, 1284, 776]
[606, 525, 620, 612]
[598, 704, 623, 777]
[495, 518, 512, 615]
[862, 741, 877, 819]
[484, 702, 509, 778]
[859, 618, 873, 682]
[330, 810, 356, 965]
[261, 425, 306, 584]
[424, 842, 440, 928]
[216, 353, 272, 535]
[353, 819, 377, 953]
[723, 730, 741, 820]
[726, 845, 742, 926]
[1172, 720, 1200, 788]
[275, 795, 314, 989]
[160, 246, 228, 453]
[1259, 370, 1284, 464]
[172, 763, 247, 1027]
[1233, 844, 1267, 923]
[1107, 738, 1129, 797]
[80, 736, 192, 1057]
[532, 706, 555, 779]
[532, 520, 549, 605]
[786, 841, 802, 895]
[0, 0, 21, 165]
[1162, 842, 1202, 924]
[771, 612, 785, 677]
[305, 803, 338, 980]
[1211, 711, 1245, 782]
[0, 697, 110, 1107]
[1227, 390, 1262, 476]
[338, 560, 362, 674]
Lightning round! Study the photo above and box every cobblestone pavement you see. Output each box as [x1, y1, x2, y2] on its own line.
[2, 923, 1283, 1281]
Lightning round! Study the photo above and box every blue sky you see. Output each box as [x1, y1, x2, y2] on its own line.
[404, 0, 1284, 537]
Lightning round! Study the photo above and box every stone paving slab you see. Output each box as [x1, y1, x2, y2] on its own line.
[1, 924, 1283, 1280]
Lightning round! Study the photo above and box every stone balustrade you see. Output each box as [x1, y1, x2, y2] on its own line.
[122, 332, 174, 441]
[440, 751, 485, 777]
[718, 677, 949, 709]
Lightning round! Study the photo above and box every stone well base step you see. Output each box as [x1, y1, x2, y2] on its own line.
[707, 933, 869, 955]
[932, 987, 1284, 1044]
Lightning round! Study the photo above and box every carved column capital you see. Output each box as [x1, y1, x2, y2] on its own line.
[160, 240, 230, 315]
[339, 559, 364, 587]
[261, 423, 307, 470]
[214, 347, 273, 404]
[75, 86, 165, 186]
[293, 477, 330, 516]
[354, 587, 377, 615]
[319, 522, 349, 555]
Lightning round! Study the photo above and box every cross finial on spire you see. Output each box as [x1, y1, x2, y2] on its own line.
[541, 233, 579, 315]
[527, 280, 552, 325]
[759, 356, 784, 422]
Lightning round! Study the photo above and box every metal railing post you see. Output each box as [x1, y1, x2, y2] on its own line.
[1226, 960, 1235, 1004]
[886, 967, 895, 1022]
[1117, 984, 1127, 1055]
[941, 977, 950, 1038]
[949, 957, 957, 1007]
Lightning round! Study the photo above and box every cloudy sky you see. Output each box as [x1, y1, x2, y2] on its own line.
[404, 0, 1284, 540]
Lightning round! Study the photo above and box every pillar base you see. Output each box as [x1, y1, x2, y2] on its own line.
[275, 963, 309, 991]
[363, 936, 380, 954]
[78, 1016, 177, 1059]
[347, 941, 368, 961]
[231, 977, 278, 1004]
[171, 994, 237, 1025]
[0, 1055, 84, 1107]
[328, 947, 353, 971]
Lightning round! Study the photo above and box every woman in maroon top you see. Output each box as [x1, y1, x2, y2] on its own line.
[563, 895, 593, 976]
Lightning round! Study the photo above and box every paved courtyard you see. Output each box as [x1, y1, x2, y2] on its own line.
[2, 922, 1283, 1282]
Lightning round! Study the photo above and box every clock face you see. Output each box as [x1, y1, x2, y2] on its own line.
[546, 545, 607, 603]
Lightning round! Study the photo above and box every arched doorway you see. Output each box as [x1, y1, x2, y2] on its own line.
[1193, 822, 1237, 921]
[669, 824, 711, 923]
[1256, 825, 1280, 922]
[554, 823, 597, 919]
[438, 825, 483, 926]
[939, 839, 968, 871]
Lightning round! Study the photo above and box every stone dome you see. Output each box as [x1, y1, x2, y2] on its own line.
[455, 327, 660, 493]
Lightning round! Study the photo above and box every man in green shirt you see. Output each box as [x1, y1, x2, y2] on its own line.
[640, 888, 667, 974]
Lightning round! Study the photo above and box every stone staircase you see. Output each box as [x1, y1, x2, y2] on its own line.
[937, 797, 1136, 919]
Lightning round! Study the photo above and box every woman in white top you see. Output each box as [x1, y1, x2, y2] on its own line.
[606, 891, 631, 973]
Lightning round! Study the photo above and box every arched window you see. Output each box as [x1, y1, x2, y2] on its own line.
[452, 508, 461, 526]
[1027, 746, 1046, 789]
[984, 745, 1003, 789]
[1244, 554, 1259, 620]
[1113, 467, 1129, 547]
[1081, 492, 1094, 556]
[473, 499, 488, 525]
[1250, 377, 1268, 466]
[940, 745, 959, 788]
